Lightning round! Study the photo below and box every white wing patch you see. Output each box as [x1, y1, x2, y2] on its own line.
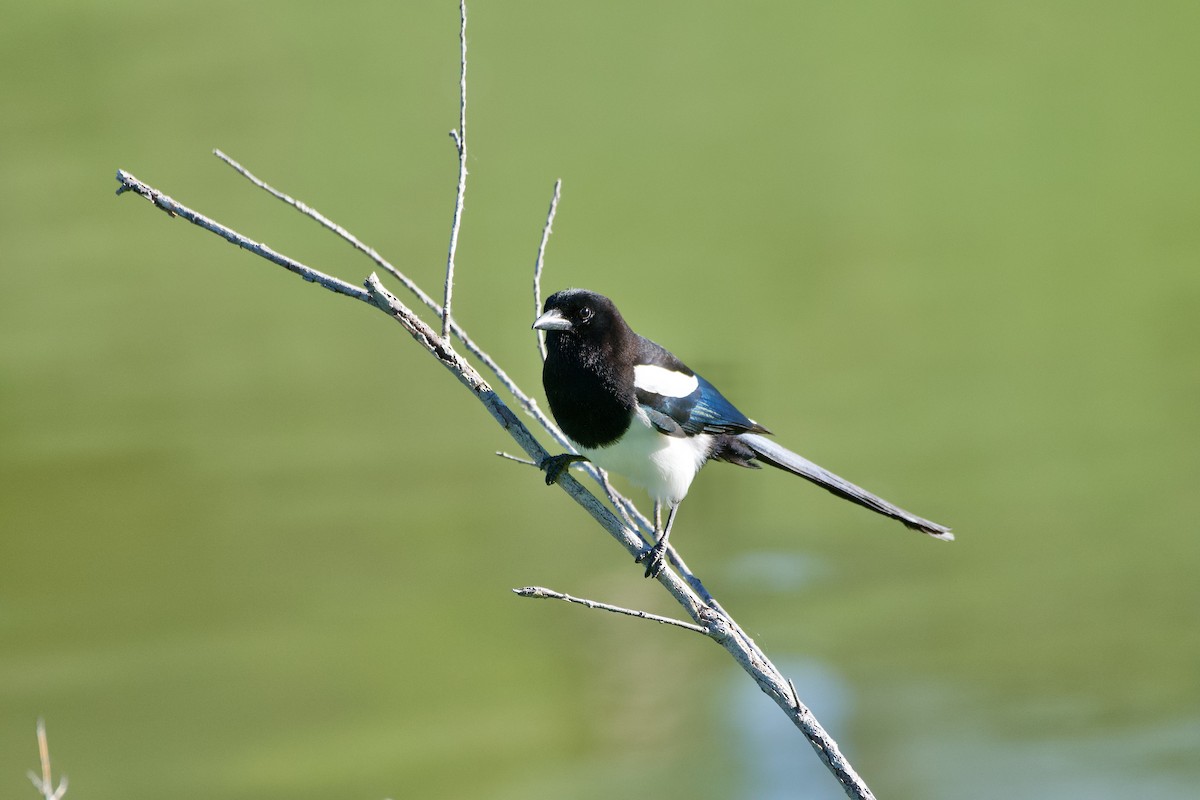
[634, 364, 699, 398]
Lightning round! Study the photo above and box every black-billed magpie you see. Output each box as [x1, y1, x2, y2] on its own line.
[533, 288, 952, 578]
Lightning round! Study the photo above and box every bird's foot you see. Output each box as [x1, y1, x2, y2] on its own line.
[539, 453, 587, 486]
[635, 541, 668, 579]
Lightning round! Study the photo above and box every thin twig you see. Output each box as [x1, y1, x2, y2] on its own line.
[441, 0, 469, 342]
[496, 451, 537, 466]
[514, 586, 708, 634]
[114, 171, 371, 303]
[533, 178, 562, 361]
[27, 719, 68, 800]
[214, 149, 332, 227]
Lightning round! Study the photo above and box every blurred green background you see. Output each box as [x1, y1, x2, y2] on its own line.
[3, 1, 1198, 798]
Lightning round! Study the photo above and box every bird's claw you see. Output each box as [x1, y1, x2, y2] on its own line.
[635, 542, 668, 579]
[539, 453, 582, 486]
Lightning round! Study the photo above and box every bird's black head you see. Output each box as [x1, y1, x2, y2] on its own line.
[532, 289, 625, 343]
[533, 289, 638, 445]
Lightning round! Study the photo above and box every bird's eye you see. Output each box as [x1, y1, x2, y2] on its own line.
[578, 306, 594, 322]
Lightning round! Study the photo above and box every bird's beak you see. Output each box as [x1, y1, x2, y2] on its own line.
[532, 308, 572, 331]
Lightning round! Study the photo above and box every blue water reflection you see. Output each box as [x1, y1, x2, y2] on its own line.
[727, 659, 851, 800]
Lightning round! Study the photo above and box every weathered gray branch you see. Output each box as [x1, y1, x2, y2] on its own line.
[113, 166, 876, 799]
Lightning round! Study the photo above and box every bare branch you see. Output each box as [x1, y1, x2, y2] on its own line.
[441, 0, 469, 341]
[533, 178, 562, 361]
[115, 20, 898, 800]
[114, 165, 877, 798]
[513, 586, 707, 634]
[496, 451, 538, 466]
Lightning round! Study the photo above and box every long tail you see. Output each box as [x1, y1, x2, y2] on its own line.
[739, 433, 953, 541]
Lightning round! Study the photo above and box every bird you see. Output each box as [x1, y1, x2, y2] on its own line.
[532, 288, 952, 579]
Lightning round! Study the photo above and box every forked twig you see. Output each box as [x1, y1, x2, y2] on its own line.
[27, 719, 68, 800]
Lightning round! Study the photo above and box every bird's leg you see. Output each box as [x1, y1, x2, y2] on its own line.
[539, 453, 590, 485]
[635, 502, 679, 579]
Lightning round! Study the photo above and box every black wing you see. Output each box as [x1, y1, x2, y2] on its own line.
[633, 337, 768, 436]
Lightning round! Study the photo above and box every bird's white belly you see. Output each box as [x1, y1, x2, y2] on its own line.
[579, 407, 711, 507]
